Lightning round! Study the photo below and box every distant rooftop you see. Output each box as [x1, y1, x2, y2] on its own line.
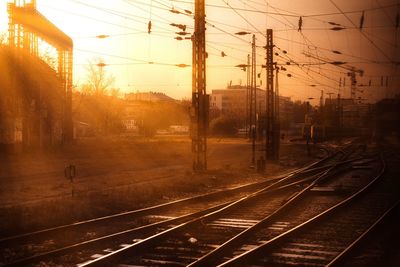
[125, 91, 175, 102]
[227, 85, 247, 90]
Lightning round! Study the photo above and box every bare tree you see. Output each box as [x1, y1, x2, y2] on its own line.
[74, 58, 124, 135]
[83, 57, 115, 95]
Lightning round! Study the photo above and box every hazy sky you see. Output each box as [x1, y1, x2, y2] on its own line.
[0, 0, 399, 103]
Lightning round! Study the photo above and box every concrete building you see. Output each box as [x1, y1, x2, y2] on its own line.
[210, 85, 266, 117]
[124, 92, 175, 129]
[210, 85, 293, 128]
[325, 98, 371, 129]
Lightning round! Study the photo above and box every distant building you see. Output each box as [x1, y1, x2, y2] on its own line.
[169, 125, 189, 134]
[278, 96, 294, 129]
[125, 91, 175, 102]
[210, 85, 266, 117]
[325, 98, 371, 129]
[210, 85, 293, 128]
[123, 92, 176, 132]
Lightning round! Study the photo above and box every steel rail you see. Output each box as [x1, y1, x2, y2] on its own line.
[218, 154, 386, 267]
[2, 200, 233, 267]
[78, 147, 357, 267]
[1, 144, 351, 266]
[77, 170, 336, 266]
[325, 194, 400, 266]
[188, 152, 353, 266]
[3, 157, 344, 267]
[0, 148, 340, 244]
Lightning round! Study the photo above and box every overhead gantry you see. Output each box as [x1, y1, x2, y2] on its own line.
[8, 0, 73, 142]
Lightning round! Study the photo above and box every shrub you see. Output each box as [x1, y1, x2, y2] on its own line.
[209, 116, 237, 136]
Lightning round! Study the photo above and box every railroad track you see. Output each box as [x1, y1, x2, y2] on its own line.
[326, 200, 400, 267]
[0, 180, 273, 267]
[326, 148, 400, 267]
[0, 146, 346, 266]
[65, 144, 367, 266]
[0, 145, 347, 267]
[211, 153, 399, 267]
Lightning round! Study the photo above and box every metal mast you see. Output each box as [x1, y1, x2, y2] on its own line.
[191, 0, 208, 171]
[265, 29, 276, 160]
[349, 67, 357, 100]
[274, 65, 280, 159]
[246, 54, 250, 138]
[250, 35, 256, 165]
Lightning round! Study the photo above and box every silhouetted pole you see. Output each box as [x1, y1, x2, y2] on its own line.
[251, 34, 256, 165]
[349, 67, 357, 100]
[191, 0, 208, 171]
[246, 54, 250, 138]
[274, 65, 280, 159]
[265, 29, 276, 160]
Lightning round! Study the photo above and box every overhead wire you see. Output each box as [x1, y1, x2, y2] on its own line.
[247, 2, 342, 92]
[40, 4, 146, 33]
[169, 0, 398, 18]
[220, 0, 265, 36]
[41, 3, 180, 40]
[67, 0, 192, 34]
[328, 0, 392, 62]
[205, 1, 355, 90]
[209, 0, 342, 94]
[45, 0, 398, 98]
[75, 48, 190, 67]
[62, 0, 258, 70]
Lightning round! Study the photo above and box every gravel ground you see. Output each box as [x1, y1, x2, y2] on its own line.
[0, 134, 322, 237]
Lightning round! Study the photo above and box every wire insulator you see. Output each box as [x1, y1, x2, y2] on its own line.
[359, 11, 365, 30]
[298, 16, 303, 32]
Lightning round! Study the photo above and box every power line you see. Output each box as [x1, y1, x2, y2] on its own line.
[205, 0, 386, 91]
[40, 4, 145, 32]
[329, 0, 392, 62]
[66, 0, 189, 33]
[220, 0, 265, 36]
[169, 0, 398, 18]
[75, 48, 190, 67]
[273, 35, 383, 64]
[197, 1, 353, 95]
[35, 0, 399, 101]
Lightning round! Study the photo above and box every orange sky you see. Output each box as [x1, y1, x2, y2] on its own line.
[0, 0, 399, 103]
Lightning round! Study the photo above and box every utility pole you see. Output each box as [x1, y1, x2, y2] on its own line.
[246, 54, 250, 138]
[348, 67, 357, 100]
[251, 35, 256, 165]
[327, 92, 334, 101]
[191, 0, 208, 171]
[337, 93, 342, 139]
[265, 29, 276, 160]
[274, 65, 280, 159]
[319, 90, 324, 108]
